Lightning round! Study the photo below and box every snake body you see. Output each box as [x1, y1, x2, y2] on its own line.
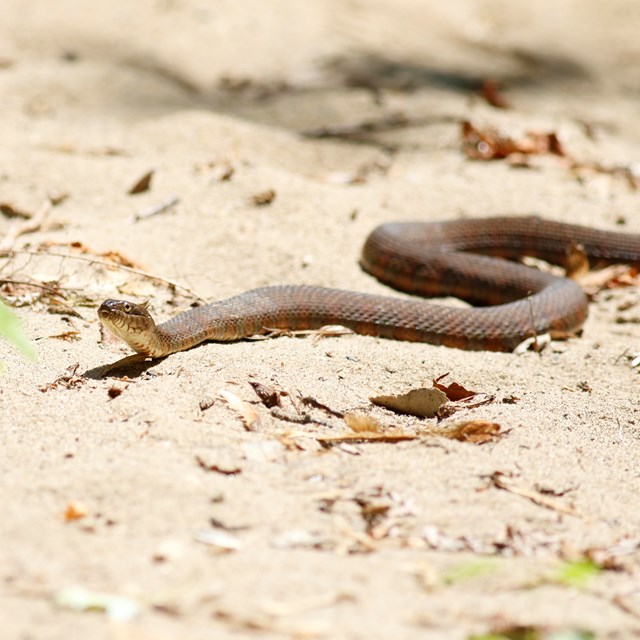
[98, 216, 640, 356]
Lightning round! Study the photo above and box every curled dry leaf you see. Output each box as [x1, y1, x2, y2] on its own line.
[219, 389, 260, 431]
[371, 387, 447, 418]
[432, 373, 476, 401]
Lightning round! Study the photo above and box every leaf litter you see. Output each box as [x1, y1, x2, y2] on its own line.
[461, 119, 640, 189]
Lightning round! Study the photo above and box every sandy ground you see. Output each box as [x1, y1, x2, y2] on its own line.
[2, 1, 640, 638]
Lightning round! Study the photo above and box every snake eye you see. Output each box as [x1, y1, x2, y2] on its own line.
[123, 302, 132, 313]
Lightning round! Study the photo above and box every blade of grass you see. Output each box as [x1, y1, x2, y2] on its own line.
[0, 298, 36, 361]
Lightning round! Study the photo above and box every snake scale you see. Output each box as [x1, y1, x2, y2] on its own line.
[98, 216, 640, 356]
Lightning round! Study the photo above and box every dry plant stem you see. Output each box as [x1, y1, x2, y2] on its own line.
[0, 249, 205, 302]
[0, 200, 52, 252]
[131, 195, 180, 222]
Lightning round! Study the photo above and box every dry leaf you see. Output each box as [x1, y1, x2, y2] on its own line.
[371, 387, 447, 418]
[432, 373, 477, 401]
[64, 501, 87, 521]
[435, 420, 506, 444]
[0, 202, 31, 219]
[461, 121, 566, 161]
[249, 381, 283, 408]
[127, 170, 154, 195]
[219, 389, 260, 431]
[39, 363, 85, 392]
[344, 412, 381, 433]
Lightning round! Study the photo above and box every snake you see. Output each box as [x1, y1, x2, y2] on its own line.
[98, 216, 640, 357]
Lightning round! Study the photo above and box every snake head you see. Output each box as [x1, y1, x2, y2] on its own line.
[98, 299, 156, 355]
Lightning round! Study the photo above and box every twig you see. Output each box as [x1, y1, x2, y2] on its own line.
[526, 294, 541, 353]
[131, 196, 179, 223]
[490, 471, 581, 517]
[0, 200, 52, 252]
[1, 249, 205, 302]
[0, 278, 70, 295]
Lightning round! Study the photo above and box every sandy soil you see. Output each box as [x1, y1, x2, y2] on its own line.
[2, 2, 640, 638]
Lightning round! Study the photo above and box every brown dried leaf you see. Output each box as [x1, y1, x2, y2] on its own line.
[461, 121, 566, 161]
[58, 241, 142, 269]
[371, 387, 447, 418]
[344, 412, 381, 433]
[39, 363, 85, 392]
[249, 381, 283, 409]
[0, 202, 31, 219]
[219, 389, 260, 431]
[128, 170, 154, 195]
[432, 373, 477, 401]
[436, 420, 506, 444]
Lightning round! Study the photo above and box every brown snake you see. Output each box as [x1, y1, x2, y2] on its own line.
[98, 216, 640, 356]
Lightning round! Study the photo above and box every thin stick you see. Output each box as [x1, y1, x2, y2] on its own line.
[131, 196, 179, 223]
[0, 200, 52, 252]
[1, 249, 205, 302]
[526, 294, 541, 353]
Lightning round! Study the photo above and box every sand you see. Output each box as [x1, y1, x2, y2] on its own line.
[2, 1, 640, 638]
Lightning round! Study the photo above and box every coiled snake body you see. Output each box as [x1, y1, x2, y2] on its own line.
[98, 216, 640, 356]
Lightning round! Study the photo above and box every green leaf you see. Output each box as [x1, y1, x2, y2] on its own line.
[554, 559, 601, 588]
[0, 298, 36, 361]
